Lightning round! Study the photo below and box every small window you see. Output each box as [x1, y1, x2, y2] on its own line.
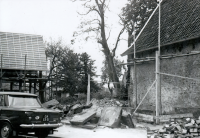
[0, 95, 4, 106]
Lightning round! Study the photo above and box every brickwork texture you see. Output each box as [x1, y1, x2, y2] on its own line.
[129, 39, 200, 114]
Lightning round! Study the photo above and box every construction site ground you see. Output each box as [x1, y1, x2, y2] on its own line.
[44, 98, 200, 138]
[58, 120, 149, 138]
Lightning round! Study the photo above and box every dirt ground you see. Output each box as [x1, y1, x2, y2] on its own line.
[50, 125, 147, 138]
[57, 118, 165, 138]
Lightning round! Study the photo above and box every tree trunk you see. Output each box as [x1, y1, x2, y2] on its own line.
[106, 55, 119, 84]
[99, 11, 120, 89]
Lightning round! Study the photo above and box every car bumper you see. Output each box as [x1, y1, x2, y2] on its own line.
[20, 123, 63, 129]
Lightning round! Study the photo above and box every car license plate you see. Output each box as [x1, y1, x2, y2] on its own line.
[43, 115, 49, 122]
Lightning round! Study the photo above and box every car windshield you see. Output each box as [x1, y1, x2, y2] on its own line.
[8, 95, 42, 108]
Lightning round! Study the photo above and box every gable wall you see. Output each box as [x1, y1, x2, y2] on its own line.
[129, 38, 200, 114]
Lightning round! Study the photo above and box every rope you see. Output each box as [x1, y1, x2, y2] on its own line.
[133, 80, 156, 113]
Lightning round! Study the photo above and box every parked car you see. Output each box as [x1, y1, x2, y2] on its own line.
[0, 92, 63, 138]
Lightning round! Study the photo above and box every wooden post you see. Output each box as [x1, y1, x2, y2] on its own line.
[133, 25, 137, 107]
[19, 71, 22, 92]
[24, 54, 27, 92]
[55, 67, 57, 98]
[50, 79, 52, 99]
[133, 63, 137, 107]
[87, 73, 90, 105]
[29, 81, 32, 93]
[10, 82, 13, 91]
[49, 58, 52, 99]
[39, 71, 44, 103]
[34, 80, 36, 94]
[0, 54, 2, 91]
[19, 80, 22, 92]
[158, 0, 161, 53]
[156, 51, 161, 124]
[155, 0, 162, 124]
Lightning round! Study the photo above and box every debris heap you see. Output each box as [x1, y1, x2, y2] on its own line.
[148, 117, 200, 138]
[42, 98, 134, 129]
[90, 98, 129, 107]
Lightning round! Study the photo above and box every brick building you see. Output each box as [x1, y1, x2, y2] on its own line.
[121, 0, 200, 114]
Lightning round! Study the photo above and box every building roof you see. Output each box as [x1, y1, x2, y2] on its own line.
[121, 0, 200, 56]
[0, 91, 37, 97]
[0, 32, 47, 71]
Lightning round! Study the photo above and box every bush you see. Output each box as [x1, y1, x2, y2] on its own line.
[118, 85, 128, 100]
[77, 93, 87, 104]
[59, 96, 77, 105]
[91, 90, 111, 100]
[58, 93, 87, 105]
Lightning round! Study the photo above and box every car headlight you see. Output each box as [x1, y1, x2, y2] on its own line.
[35, 116, 40, 120]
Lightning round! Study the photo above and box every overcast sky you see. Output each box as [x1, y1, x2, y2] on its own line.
[0, 0, 128, 81]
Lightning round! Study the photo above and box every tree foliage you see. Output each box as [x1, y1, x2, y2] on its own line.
[120, 0, 158, 88]
[101, 58, 127, 98]
[121, 0, 158, 47]
[101, 58, 126, 85]
[45, 40, 101, 97]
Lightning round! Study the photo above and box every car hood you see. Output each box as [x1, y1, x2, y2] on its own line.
[1, 107, 62, 113]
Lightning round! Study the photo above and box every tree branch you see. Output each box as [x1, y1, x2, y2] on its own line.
[97, 39, 103, 44]
[77, 4, 100, 16]
[106, 30, 111, 41]
[88, 19, 101, 26]
[112, 25, 126, 57]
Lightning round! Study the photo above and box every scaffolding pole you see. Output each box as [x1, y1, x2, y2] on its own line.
[133, 24, 137, 107]
[0, 54, 2, 91]
[24, 54, 27, 92]
[155, 0, 162, 124]
[134, 80, 156, 113]
[156, 51, 161, 124]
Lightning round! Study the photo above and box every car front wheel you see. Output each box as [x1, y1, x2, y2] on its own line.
[0, 122, 13, 138]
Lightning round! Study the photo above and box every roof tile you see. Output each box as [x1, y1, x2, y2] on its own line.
[122, 0, 200, 55]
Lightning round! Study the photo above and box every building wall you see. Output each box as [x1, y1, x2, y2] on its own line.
[129, 38, 200, 114]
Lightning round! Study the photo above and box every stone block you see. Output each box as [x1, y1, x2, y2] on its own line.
[98, 107, 122, 128]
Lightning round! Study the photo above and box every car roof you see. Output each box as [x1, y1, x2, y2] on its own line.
[0, 92, 38, 97]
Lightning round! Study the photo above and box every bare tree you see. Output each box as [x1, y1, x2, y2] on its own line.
[72, 0, 126, 91]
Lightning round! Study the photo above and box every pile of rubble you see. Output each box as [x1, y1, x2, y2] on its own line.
[42, 98, 129, 117]
[43, 98, 200, 137]
[90, 98, 129, 107]
[42, 99, 93, 116]
[43, 98, 128, 112]
[43, 98, 134, 129]
[148, 117, 200, 138]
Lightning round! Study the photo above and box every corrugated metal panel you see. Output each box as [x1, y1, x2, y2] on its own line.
[0, 32, 47, 71]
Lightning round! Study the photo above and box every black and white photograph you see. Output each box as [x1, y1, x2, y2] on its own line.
[0, 0, 200, 138]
